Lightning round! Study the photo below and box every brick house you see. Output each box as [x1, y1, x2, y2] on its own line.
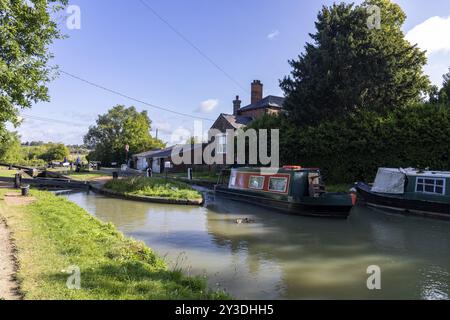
[210, 80, 285, 156]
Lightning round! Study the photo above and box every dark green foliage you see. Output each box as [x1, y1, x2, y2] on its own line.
[439, 69, 450, 104]
[280, 0, 429, 126]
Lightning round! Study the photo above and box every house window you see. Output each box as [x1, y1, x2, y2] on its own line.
[249, 176, 265, 190]
[217, 134, 227, 154]
[416, 178, 445, 195]
[269, 177, 288, 193]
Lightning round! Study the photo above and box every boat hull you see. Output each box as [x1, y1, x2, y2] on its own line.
[356, 182, 450, 220]
[215, 186, 352, 219]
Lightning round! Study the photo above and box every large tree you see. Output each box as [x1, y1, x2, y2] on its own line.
[84, 105, 165, 165]
[439, 68, 450, 104]
[280, 0, 430, 126]
[0, 0, 67, 132]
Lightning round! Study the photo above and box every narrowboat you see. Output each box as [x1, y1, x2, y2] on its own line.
[356, 168, 450, 219]
[214, 166, 355, 218]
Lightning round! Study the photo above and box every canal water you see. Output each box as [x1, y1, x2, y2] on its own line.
[64, 191, 450, 300]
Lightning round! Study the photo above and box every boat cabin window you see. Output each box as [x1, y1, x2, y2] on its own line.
[416, 177, 445, 195]
[229, 171, 237, 187]
[249, 176, 265, 190]
[269, 177, 288, 193]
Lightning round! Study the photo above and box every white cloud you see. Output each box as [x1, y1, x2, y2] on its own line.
[406, 15, 450, 56]
[153, 121, 172, 134]
[267, 30, 280, 40]
[169, 126, 192, 145]
[195, 99, 219, 113]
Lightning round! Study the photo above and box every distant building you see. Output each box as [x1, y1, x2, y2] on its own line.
[211, 80, 284, 133]
[133, 144, 205, 173]
[132, 80, 284, 171]
[210, 80, 284, 155]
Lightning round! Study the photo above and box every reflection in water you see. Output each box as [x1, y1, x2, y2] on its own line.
[64, 191, 450, 300]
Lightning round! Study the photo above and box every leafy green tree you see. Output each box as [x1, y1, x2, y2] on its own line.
[0, 131, 22, 164]
[280, 0, 429, 126]
[84, 105, 165, 165]
[0, 0, 67, 133]
[41, 143, 69, 162]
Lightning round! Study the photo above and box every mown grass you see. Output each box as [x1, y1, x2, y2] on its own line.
[104, 177, 203, 201]
[0, 166, 18, 178]
[64, 172, 108, 181]
[47, 168, 108, 181]
[0, 189, 228, 300]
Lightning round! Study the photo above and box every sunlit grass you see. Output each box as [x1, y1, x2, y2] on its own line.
[0, 189, 229, 300]
[104, 177, 203, 201]
[0, 166, 18, 178]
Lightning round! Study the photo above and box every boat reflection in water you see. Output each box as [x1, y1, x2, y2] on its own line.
[64, 190, 450, 300]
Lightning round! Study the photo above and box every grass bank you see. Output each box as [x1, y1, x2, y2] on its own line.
[64, 172, 109, 181]
[0, 166, 18, 178]
[104, 177, 203, 202]
[47, 168, 109, 181]
[0, 189, 228, 300]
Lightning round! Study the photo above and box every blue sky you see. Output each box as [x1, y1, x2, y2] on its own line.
[13, 0, 450, 145]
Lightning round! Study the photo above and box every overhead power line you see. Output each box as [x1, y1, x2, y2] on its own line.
[21, 113, 87, 127]
[60, 70, 215, 122]
[138, 0, 248, 95]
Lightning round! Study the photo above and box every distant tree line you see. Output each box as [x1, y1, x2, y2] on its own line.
[0, 134, 71, 166]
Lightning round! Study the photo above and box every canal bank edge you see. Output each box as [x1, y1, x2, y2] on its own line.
[0, 188, 228, 300]
[89, 183, 205, 206]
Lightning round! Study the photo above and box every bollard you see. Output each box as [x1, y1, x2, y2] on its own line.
[9, 164, 13, 170]
[187, 168, 193, 180]
[14, 173, 22, 189]
[112, 172, 119, 179]
[21, 185, 30, 197]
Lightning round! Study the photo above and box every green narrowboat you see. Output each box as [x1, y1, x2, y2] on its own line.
[214, 166, 355, 218]
[356, 168, 450, 219]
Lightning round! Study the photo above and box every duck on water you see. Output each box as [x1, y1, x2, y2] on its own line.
[214, 166, 355, 219]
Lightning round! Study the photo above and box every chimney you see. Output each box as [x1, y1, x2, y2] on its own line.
[233, 95, 241, 115]
[251, 80, 263, 104]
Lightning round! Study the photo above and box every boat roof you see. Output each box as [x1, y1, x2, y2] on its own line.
[379, 168, 450, 179]
[231, 167, 319, 174]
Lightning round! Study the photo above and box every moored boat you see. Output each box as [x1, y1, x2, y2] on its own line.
[214, 166, 355, 218]
[356, 168, 450, 219]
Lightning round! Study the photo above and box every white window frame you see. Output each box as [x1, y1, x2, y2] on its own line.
[217, 133, 227, 155]
[268, 177, 288, 193]
[415, 177, 446, 195]
[248, 176, 265, 190]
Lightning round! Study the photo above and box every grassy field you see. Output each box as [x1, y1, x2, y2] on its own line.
[64, 172, 109, 181]
[0, 168, 18, 178]
[104, 177, 203, 201]
[47, 168, 109, 181]
[0, 189, 228, 300]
